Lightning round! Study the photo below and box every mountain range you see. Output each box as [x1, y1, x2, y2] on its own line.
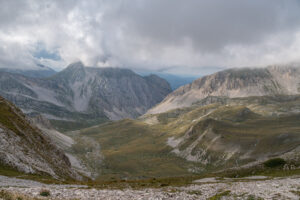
[0, 62, 172, 131]
[0, 64, 56, 78]
[0, 63, 299, 182]
[61, 64, 300, 180]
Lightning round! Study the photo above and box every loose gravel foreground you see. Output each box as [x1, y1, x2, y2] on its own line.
[0, 175, 299, 199]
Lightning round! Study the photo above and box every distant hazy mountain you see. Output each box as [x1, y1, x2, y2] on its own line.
[135, 70, 198, 90]
[0, 96, 80, 179]
[0, 62, 171, 130]
[0, 64, 57, 78]
[155, 73, 197, 90]
[148, 65, 300, 114]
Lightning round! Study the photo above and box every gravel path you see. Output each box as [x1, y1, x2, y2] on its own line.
[0, 175, 299, 199]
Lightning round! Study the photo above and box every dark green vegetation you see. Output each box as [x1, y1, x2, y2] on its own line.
[39, 190, 50, 197]
[70, 95, 300, 180]
[264, 158, 286, 168]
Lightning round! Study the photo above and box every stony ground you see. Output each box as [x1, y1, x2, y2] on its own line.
[0, 175, 299, 199]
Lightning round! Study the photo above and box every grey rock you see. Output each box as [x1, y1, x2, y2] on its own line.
[148, 65, 300, 114]
[0, 62, 171, 123]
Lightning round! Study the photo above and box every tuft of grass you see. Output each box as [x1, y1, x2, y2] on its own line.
[290, 190, 300, 196]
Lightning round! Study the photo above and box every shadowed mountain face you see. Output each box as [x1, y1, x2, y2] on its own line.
[0, 62, 172, 130]
[0, 96, 80, 180]
[147, 65, 300, 114]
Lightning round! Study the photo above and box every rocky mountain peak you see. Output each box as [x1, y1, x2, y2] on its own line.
[147, 65, 300, 114]
[65, 61, 85, 70]
[53, 61, 87, 83]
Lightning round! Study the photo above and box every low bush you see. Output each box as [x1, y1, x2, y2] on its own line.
[263, 158, 286, 168]
[39, 189, 50, 197]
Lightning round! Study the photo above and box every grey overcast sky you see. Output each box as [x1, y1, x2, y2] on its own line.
[1, 0, 300, 75]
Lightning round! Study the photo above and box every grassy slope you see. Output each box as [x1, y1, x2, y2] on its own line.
[50, 117, 108, 132]
[75, 120, 193, 180]
[73, 95, 300, 180]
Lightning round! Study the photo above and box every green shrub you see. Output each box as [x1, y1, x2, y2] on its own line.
[160, 183, 169, 187]
[264, 158, 286, 168]
[39, 189, 50, 197]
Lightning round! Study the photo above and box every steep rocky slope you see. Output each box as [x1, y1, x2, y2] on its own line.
[0, 96, 80, 180]
[74, 95, 300, 179]
[0, 62, 171, 130]
[147, 65, 300, 114]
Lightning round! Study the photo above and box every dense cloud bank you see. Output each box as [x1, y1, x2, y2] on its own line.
[0, 0, 300, 74]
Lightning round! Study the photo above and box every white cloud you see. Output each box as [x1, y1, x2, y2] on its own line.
[0, 0, 300, 74]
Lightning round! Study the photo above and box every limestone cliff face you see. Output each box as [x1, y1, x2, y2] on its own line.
[147, 65, 300, 114]
[0, 62, 172, 122]
[0, 97, 80, 179]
